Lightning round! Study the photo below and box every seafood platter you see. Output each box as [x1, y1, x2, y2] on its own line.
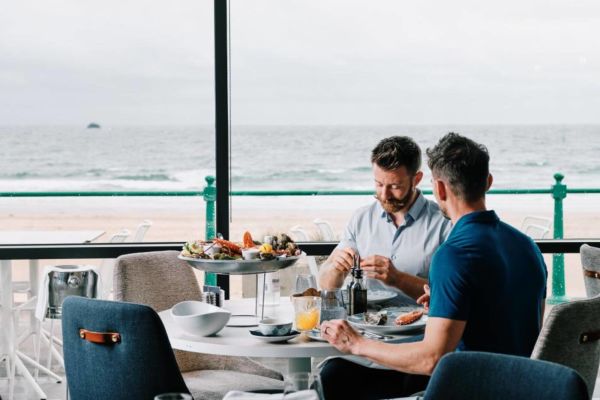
[347, 306, 427, 334]
[179, 232, 303, 275]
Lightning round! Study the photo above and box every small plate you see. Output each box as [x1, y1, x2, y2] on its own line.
[305, 329, 327, 342]
[367, 290, 397, 304]
[249, 329, 300, 343]
[347, 307, 427, 334]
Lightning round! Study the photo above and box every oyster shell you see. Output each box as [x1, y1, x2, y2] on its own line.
[364, 310, 388, 325]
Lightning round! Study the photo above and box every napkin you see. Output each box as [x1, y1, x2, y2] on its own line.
[35, 265, 102, 321]
[223, 390, 319, 400]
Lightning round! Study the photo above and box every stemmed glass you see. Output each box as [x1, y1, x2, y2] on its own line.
[294, 273, 317, 293]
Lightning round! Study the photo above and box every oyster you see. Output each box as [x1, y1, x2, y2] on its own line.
[364, 310, 388, 326]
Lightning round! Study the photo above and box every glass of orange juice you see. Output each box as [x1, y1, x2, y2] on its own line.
[292, 296, 322, 332]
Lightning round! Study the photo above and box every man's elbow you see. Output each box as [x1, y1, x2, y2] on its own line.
[421, 351, 446, 376]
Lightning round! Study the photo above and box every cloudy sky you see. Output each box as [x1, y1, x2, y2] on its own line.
[1, 0, 599, 125]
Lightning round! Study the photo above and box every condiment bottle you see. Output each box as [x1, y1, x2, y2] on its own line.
[348, 254, 367, 315]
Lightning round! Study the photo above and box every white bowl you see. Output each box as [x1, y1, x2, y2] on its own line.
[170, 301, 231, 337]
[242, 248, 260, 260]
[258, 318, 293, 336]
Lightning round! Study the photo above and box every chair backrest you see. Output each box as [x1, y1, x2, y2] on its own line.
[289, 225, 311, 242]
[98, 229, 131, 299]
[521, 216, 552, 239]
[113, 250, 201, 312]
[113, 250, 204, 372]
[531, 295, 600, 397]
[424, 352, 589, 400]
[61, 296, 189, 400]
[109, 229, 130, 243]
[132, 219, 152, 242]
[313, 218, 336, 241]
[581, 244, 600, 298]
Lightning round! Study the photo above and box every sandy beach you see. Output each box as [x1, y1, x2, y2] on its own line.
[2, 192, 599, 299]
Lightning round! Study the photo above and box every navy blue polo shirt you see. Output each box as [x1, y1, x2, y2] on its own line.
[428, 210, 547, 357]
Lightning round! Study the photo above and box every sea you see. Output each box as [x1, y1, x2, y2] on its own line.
[1, 124, 600, 192]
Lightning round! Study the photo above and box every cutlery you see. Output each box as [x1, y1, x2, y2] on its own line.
[359, 329, 394, 341]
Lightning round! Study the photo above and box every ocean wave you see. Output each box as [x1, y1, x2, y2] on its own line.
[114, 173, 176, 182]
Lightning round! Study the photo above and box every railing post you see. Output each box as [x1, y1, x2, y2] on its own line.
[548, 172, 567, 304]
[203, 175, 217, 286]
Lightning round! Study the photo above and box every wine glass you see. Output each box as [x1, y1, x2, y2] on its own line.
[294, 273, 317, 293]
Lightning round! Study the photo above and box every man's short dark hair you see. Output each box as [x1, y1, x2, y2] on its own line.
[426, 133, 490, 203]
[371, 136, 421, 175]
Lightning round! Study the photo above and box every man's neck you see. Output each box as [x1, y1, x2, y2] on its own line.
[389, 190, 419, 226]
[449, 198, 487, 225]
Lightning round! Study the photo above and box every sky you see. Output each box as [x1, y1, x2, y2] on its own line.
[1, 0, 599, 125]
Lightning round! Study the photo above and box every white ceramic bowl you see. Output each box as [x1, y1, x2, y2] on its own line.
[258, 318, 293, 336]
[170, 301, 231, 336]
[242, 248, 260, 260]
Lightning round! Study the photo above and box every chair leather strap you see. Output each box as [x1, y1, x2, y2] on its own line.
[580, 331, 600, 344]
[79, 329, 121, 344]
[583, 269, 600, 280]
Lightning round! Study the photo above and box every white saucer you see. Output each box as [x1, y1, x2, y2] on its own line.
[249, 329, 300, 343]
[305, 329, 327, 342]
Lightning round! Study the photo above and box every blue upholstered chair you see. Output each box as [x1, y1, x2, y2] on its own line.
[62, 296, 191, 400]
[422, 352, 589, 400]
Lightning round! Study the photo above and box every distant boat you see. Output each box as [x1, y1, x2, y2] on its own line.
[87, 122, 101, 129]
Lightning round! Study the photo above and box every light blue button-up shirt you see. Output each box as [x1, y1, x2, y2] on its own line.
[336, 191, 452, 304]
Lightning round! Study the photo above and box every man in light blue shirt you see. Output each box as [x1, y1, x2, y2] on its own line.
[319, 136, 451, 304]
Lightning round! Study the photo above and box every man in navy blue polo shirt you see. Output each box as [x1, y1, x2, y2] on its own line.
[320, 133, 547, 400]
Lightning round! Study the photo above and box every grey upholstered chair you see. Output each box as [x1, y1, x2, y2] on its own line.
[581, 244, 600, 298]
[113, 251, 284, 400]
[531, 295, 600, 398]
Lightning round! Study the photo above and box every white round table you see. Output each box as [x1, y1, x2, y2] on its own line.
[160, 298, 421, 374]
[159, 298, 343, 373]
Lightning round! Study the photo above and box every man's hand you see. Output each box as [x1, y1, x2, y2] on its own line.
[320, 319, 366, 354]
[416, 284, 430, 313]
[329, 247, 357, 274]
[361, 255, 401, 287]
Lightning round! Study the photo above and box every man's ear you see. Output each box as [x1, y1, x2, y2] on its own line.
[486, 174, 494, 191]
[435, 179, 448, 201]
[413, 171, 424, 187]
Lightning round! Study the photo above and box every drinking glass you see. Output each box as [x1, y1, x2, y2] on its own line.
[294, 273, 317, 293]
[283, 372, 324, 400]
[291, 296, 321, 332]
[320, 289, 346, 322]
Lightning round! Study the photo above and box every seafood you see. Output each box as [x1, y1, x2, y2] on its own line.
[242, 231, 254, 249]
[364, 310, 388, 326]
[213, 238, 242, 255]
[181, 232, 300, 261]
[394, 310, 424, 326]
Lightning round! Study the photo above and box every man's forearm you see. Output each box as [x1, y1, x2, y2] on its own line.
[394, 272, 428, 300]
[354, 339, 441, 376]
[319, 261, 347, 290]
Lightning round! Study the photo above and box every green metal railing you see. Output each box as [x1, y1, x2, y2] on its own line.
[2, 173, 600, 302]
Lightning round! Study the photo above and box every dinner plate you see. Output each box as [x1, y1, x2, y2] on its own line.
[367, 290, 397, 304]
[249, 329, 300, 343]
[178, 254, 302, 275]
[347, 307, 427, 334]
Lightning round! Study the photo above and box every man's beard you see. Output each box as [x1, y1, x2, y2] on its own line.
[375, 188, 414, 213]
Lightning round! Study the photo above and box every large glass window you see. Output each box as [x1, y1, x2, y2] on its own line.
[228, 1, 600, 297]
[1, 1, 215, 287]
